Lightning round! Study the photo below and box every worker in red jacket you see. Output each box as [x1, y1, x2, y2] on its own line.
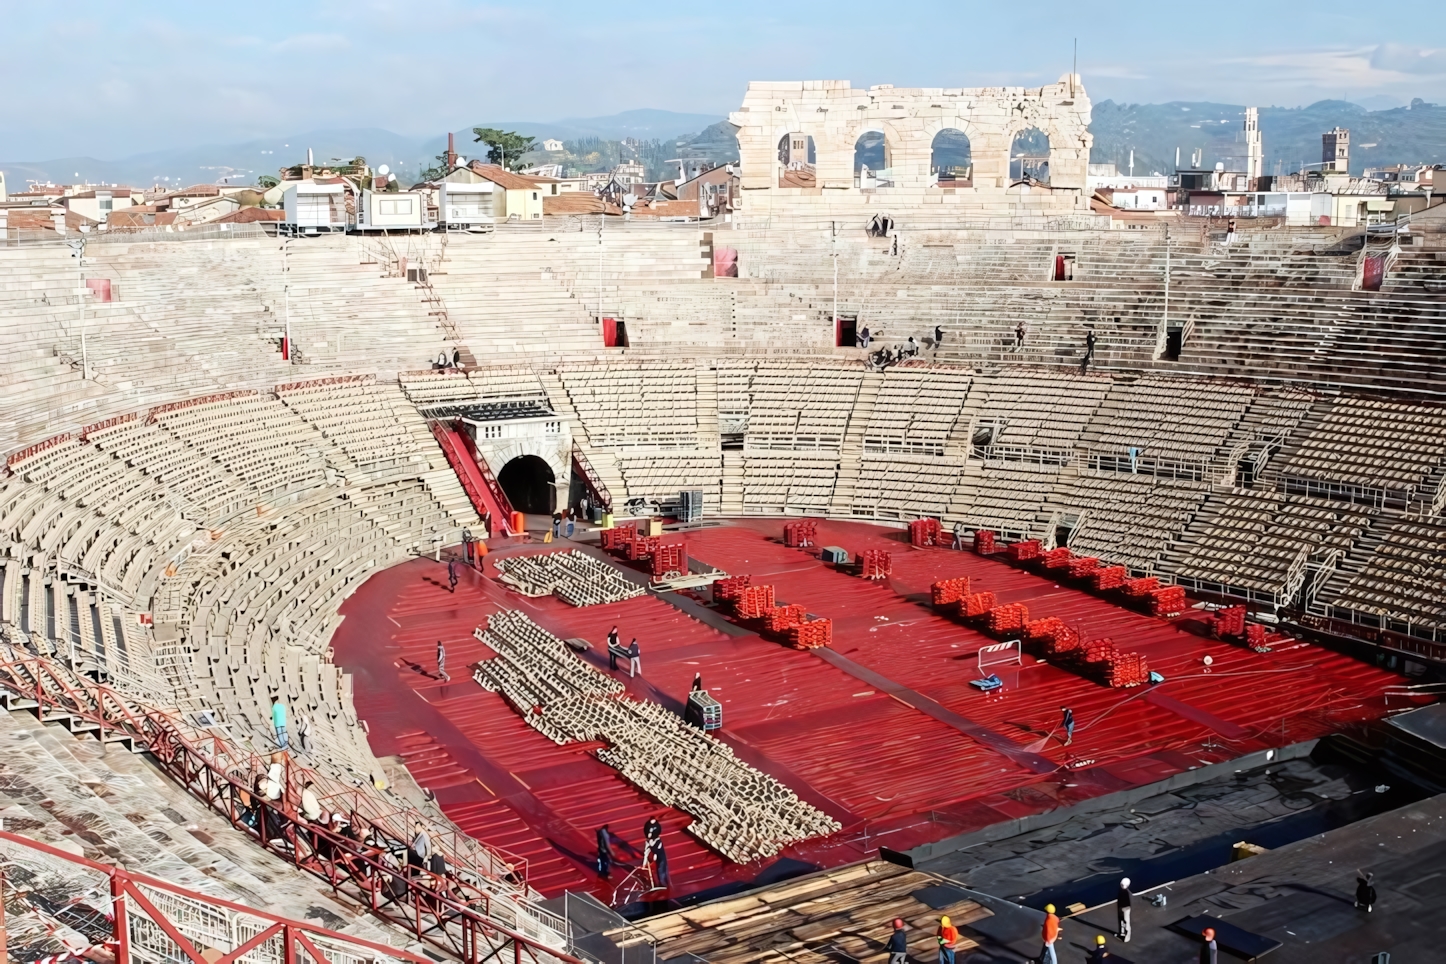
[1039, 904, 1061, 964]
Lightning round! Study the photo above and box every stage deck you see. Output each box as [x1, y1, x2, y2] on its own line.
[331, 519, 1403, 904]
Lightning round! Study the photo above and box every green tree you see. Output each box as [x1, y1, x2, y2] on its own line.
[257, 174, 279, 189]
[472, 128, 535, 171]
[418, 153, 449, 182]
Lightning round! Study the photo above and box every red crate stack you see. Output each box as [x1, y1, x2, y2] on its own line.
[1215, 606, 1247, 638]
[714, 574, 751, 603]
[974, 529, 999, 554]
[1245, 623, 1269, 650]
[1121, 576, 1160, 597]
[1066, 556, 1100, 578]
[1025, 616, 1068, 644]
[783, 520, 818, 548]
[1004, 539, 1042, 562]
[909, 518, 943, 548]
[987, 602, 1029, 635]
[788, 618, 833, 650]
[764, 604, 808, 635]
[735, 585, 776, 619]
[1080, 637, 1116, 665]
[1046, 626, 1083, 657]
[963, 591, 997, 617]
[861, 549, 892, 579]
[1091, 565, 1128, 591]
[1148, 585, 1187, 617]
[650, 542, 686, 578]
[1106, 652, 1150, 688]
[931, 577, 971, 607]
[1041, 547, 1072, 570]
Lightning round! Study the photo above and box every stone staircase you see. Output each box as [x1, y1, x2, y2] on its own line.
[828, 370, 884, 517]
[0, 690, 405, 946]
[721, 450, 744, 516]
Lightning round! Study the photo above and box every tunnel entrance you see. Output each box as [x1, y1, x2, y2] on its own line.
[498, 455, 556, 514]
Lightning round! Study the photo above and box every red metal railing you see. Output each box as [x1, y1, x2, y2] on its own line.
[571, 443, 612, 511]
[455, 421, 516, 519]
[0, 828, 434, 964]
[0, 653, 577, 964]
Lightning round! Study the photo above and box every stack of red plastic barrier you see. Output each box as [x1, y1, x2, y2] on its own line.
[734, 585, 776, 619]
[861, 549, 892, 579]
[1091, 565, 1128, 591]
[1047, 626, 1083, 657]
[650, 542, 686, 578]
[1041, 547, 1072, 570]
[714, 574, 751, 604]
[1080, 637, 1116, 667]
[987, 602, 1029, 635]
[974, 529, 998, 554]
[910, 518, 942, 548]
[1005, 539, 1042, 562]
[1149, 585, 1187, 617]
[601, 524, 637, 552]
[788, 618, 833, 650]
[963, 591, 997, 617]
[1106, 651, 1150, 688]
[1245, 623, 1269, 650]
[783, 520, 818, 548]
[1215, 606, 1247, 638]
[1121, 576, 1160, 597]
[628, 535, 661, 561]
[764, 604, 808, 635]
[1066, 556, 1100, 578]
[1025, 617, 1068, 644]
[931, 577, 971, 607]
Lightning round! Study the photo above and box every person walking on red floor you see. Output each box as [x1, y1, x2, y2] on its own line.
[1061, 706, 1075, 746]
[935, 915, 959, 964]
[1039, 903, 1060, 964]
[886, 918, 907, 964]
[436, 640, 449, 681]
[448, 558, 459, 593]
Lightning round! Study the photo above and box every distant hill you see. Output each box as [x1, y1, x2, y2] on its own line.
[5, 101, 1440, 192]
[1089, 98, 1446, 177]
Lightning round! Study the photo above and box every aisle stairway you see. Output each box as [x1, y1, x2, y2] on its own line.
[829, 371, 884, 516]
[0, 690, 404, 945]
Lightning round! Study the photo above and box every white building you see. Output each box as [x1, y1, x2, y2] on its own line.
[438, 179, 496, 229]
[542, 139, 565, 152]
[281, 180, 348, 234]
[355, 190, 429, 230]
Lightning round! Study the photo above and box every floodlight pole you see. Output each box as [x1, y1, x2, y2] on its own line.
[831, 221, 839, 345]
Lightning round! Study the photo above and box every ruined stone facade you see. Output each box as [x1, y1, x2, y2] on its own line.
[729, 76, 1093, 222]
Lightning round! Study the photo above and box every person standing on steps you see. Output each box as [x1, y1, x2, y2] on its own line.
[271, 695, 288, 750]
[1061, 706, 1075, 746]
[436, 640, 449, 681]
[1015, 320, 1027, 350]
[1080, 328, 1097, 373]
[296, 712, 312, 755]
[934, 325, 944, 350]
[1117, 876, 1132, 942]
[482, 510, 492, 539]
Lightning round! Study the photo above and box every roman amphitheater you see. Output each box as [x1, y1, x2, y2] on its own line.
[0, 79, 1443, 964]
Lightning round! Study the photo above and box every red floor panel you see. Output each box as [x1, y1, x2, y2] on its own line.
[331, 519, 1409, 904]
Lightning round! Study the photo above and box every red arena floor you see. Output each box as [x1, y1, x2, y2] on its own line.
[330, 519, 1406, 904]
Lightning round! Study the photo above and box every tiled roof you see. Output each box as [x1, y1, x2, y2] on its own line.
[215, 207, 284, 223]
[467, 163, 543, 191]
[543, 193, 621, 216]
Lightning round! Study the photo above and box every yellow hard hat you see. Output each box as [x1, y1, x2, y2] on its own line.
[1045, 904, 1055, 914]
[940, 915, 951, 926]
[1096, 935, 1107, 946]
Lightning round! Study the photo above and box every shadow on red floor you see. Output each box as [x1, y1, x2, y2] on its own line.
[330, 518, 1405, 906]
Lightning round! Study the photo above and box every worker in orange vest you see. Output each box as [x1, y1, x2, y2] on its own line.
[935, 915, 959, 964]
[1039, 903, 1061, 964]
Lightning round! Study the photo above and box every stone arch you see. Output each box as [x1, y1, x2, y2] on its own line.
[777, 132, 816, 187]
[477, 432, 569, 506]
[930, 128, 973, 185]
[1010, 126, 1051, 183]
[498, 454, 556, 514]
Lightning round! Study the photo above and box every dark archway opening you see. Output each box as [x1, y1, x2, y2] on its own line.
[498, 455, 556, 514]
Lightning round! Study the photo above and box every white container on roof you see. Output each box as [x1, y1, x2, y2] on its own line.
[281, 180, 347, 233]
[355, 190, 429, 231]
[439, 181, 496, 228]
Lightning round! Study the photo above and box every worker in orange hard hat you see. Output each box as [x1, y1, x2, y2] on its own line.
[1200, 926, 1218, 964]
[1039, 904, 1060, 964]
[935, 915, 959, 964]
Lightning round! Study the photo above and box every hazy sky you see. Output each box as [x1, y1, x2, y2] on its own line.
[3, 0, 1444, 159]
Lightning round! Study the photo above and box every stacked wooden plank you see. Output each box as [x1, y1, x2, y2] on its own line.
[628, 860, 992, 964]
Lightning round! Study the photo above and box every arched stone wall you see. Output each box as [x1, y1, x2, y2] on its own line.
[730, 76, 1092, 218]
